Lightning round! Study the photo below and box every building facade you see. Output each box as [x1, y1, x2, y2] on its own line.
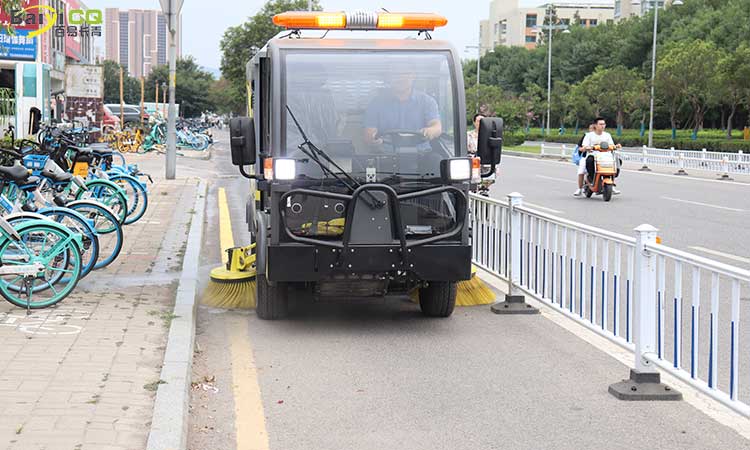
[104, 8, 182, 79]
[480, 1, 614, 53]
[615, 1, 674, 21]
[0, 0, 99, 133]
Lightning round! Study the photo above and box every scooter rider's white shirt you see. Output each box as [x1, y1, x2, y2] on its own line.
[582, 131, 615, 149]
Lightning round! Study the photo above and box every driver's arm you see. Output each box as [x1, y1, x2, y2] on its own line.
[421, 95, 442, 140]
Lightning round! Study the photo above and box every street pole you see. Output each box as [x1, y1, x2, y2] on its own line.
[546, 5, 552, 139]
[647, 2, 659, 149]
[140, 77, 144, 126]
[308, 0, 312, 11]
[165, 0, 179, 180]
[119, 67, 124, 126]
[476, 46, 481, 113]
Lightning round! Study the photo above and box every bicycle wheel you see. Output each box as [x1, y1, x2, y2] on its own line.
[76, 179, 128, 225]
[6, 209, 99, 279]
[0, 221, 82, 309]
[109, 174, 148, 225]
[66, 200, 124, 270]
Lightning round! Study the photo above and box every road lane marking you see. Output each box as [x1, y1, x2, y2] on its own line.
[231, 315, 270, 450]
[689, 247, 750, 265]
[524, 202, 564, 214]
[536, 175, 574, 184]
[218, 187, 235, 264]
[660, 196, 745, 212]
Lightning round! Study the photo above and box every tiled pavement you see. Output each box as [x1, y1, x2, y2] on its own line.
[0, 154, 203, 450]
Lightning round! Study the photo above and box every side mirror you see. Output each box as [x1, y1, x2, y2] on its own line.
[229, 117, 256, 166]
[477, 117, 503, 177]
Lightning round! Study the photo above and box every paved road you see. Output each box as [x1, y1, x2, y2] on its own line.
[187, 132, 750, 450]
[489, 155, 750, 270]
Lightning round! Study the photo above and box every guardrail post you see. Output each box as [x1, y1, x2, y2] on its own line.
[639, 145, 651, 171]
[491, 192, 539, 315]
[718, 156, 733, 181]
[540, 143, 546, 157]
[701, 148, 707, 167]
[674, 152, 688, 176]
[560, 144, 567, 161]
[609, 224, 681, 401]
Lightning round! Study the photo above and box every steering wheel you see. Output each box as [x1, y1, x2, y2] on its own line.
[376, 129, 429, 148]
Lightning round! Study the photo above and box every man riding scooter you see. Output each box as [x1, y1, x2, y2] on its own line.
[573, 117, 621, 197]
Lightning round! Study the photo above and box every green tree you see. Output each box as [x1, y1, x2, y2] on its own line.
[102, 60, 142, 105]
[145, 57, 215, 118]
[583, 66, 645, 133]
[657, 40, 721, 136]
[565, 82, 596, 134]
[219, 0, 321, 113]
[717, 44, 750, 138]
[208, 78, 242, 115]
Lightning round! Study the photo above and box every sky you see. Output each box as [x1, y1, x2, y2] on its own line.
[84, 0, 567, 73]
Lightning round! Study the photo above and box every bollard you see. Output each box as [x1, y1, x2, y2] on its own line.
[718, 156, 734, 181]
[639, 145, 651, 171]
[540, 143, 545, 156]
[609, 225, 681, 401]
[491, 192, 539, 315]
[674, 152, 688, 176]
[560, 144, 568, 161]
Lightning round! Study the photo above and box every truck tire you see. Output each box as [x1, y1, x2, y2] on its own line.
[418, 281, 457, 318]
[256, 274, 288, 320]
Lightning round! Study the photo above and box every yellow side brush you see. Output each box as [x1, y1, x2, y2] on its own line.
[201, 188, 257, 309]
[409, 265, 495, 306]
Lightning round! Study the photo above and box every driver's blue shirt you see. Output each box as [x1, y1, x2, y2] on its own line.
[364, 90, 440, 133]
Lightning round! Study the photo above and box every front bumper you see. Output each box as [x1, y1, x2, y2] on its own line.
[268, 242, 472, 282]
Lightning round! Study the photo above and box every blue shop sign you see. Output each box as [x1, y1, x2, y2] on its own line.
[0, 29, 37, 61]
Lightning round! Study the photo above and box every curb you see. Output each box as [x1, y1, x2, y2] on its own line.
[146, 178, 208, 450]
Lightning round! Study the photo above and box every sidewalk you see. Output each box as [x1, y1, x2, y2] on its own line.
[0, 154, 202, 450]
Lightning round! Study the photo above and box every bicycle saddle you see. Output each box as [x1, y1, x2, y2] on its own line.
[0, 164, 33, 183]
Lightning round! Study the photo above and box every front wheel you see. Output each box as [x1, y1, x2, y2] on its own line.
[602, 183, 613, 202]
[0, 222, 82, 309]
[418, 281, 456, 317]
[256, 274, 288, 320]
[76, 180, 129, 225]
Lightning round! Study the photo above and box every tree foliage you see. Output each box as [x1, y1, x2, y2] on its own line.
[464, 0, 750, 135]
[219, 0, 321, 113]
[145, 57, 215, 118]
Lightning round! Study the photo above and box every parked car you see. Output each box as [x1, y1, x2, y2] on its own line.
[105, 104, 148, 125]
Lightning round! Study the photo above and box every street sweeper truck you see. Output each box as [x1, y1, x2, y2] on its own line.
[224, 10, 502, 319]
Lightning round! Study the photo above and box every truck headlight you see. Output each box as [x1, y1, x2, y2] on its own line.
[448, 158, 471, 181]
[273, 158, 296, 180]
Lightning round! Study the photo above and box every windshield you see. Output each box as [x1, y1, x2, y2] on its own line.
[282, 50, 457, 186]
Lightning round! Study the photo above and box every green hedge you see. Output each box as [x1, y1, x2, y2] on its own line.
[523, 131, 750, 153]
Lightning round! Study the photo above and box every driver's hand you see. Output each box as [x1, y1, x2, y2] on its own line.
[616, 144, 622, 149]
[422, 126, 441, 140]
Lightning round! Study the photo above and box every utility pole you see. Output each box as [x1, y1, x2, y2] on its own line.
[308, 0, 312, 11]
[119, 67, 124, 126]
[160, 0, 183, 180]
[140, 77, 144, 126]
[546, 5, 552, 138]
[155, 82, 159, 115]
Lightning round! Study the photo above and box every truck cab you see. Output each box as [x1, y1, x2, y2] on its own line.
[229, 11, 502, 319]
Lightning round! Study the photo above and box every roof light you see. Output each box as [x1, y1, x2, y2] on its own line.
[377, 13, 447, 30]
[272, 11, 448, 31]
[273, 12, 347, 29]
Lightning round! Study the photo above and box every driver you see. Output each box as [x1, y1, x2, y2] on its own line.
[363, 71, 442, 146]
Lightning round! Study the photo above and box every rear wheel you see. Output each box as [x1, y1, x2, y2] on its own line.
[603, 183, 613, 202]
[256, 274, 288, 320]
[418, 281, 456, 318]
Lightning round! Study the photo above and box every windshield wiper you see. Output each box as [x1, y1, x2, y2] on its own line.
[286, 105, 383, 209]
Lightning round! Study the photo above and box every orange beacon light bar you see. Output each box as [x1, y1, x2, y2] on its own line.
[272, 11, 448, 31]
